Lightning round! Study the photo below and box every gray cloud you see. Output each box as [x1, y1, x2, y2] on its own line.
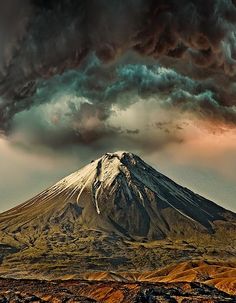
[5, 57, 234, 153]
[1, 0, 236, 89]
[0, 0, 236, 152]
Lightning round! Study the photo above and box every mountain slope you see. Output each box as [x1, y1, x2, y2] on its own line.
[0, 151, 235, 241]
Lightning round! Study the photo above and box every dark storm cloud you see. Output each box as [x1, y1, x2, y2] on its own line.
[7, 58, 235, 152]
[1, 0, 236, 150]
[135, 0, 236, 74]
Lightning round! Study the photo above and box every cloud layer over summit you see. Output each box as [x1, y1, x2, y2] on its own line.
[0, 0, 236, 212]
[0, 0, 236, 146]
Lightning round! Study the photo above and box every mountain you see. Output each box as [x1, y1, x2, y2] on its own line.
[0, 151, 235, 278]
[0, 151, 235, 239]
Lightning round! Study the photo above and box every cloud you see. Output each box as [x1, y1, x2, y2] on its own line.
[0, 58, 232, 154]
[0, 0, 236, 153]
[0, 1, 236, 90]
[2, 0, 236, 80]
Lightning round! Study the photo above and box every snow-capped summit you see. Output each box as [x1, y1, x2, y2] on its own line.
[0, 151, 235, 241]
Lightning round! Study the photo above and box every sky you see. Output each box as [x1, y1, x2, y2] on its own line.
[0, 0, 236, 213]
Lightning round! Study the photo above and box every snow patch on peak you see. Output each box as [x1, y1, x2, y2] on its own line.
[106, 150, 128, 156]
[102, 151, 136, 161]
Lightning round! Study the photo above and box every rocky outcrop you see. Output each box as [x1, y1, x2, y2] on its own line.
[0, 278, 235, 303]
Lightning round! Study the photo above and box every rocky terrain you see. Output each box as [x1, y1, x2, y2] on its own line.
[0, 278, 235, 303]
[82, 260, 236, 296]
